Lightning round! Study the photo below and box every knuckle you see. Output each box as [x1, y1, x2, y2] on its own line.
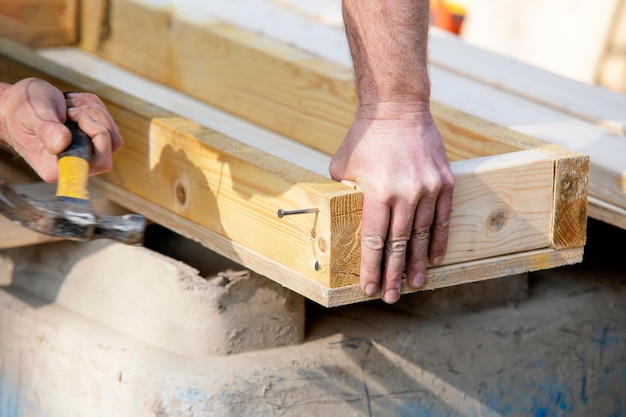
[432, 217, 451, 233]
[92, 160, 112, 174]
[385, 239, 408, 254]
[362, 235, 385, 251]
[411, 226, 431, 241]
[78, 92, 101, 104]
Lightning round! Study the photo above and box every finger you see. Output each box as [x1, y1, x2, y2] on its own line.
[429, 183, 454, 266]
[360, 196, 390, 299]
[406, 196, 437, 289]
[67, 110, 113, 175]
[381, 202, 417, 303]
[66, 93, 123, 153]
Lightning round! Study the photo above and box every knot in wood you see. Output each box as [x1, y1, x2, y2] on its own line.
[485, 204, 511, 233]
[174, 180, 188, 208]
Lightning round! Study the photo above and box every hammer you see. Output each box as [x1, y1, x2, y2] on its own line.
[0, 119, 146, 244]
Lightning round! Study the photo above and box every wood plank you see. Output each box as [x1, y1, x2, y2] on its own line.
[0, 39, 586, 305]
[37, 47, 333, 177]
[79, 0, 355, 156]
[327, 247, 583, 307]
[86, 0, 355, 155]
[429, 29, 626, 136]
[587, 196, 626, 230]
[0, 0, 77, 47]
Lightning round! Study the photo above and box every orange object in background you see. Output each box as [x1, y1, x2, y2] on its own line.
[431, 0, 466, 35]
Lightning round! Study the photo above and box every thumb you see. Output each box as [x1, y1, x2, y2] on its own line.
[35, 119, 72, 155]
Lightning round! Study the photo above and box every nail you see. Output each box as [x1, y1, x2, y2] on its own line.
[277, 208, 319, 218]
[432, 256, 443, 266]
[364, 283, 378, 296]
[383, 289, 400, 304]
[411, 273, 425, 288]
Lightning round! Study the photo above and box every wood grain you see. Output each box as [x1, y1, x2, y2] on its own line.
[0, 0, 77, 47]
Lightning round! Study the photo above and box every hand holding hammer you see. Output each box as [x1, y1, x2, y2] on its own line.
[0, 79, 145, 244]
[0, 79, 123, 182]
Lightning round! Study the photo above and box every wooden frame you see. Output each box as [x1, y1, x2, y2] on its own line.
[66, 0, 623, 230]
[0, 37, 587, 306]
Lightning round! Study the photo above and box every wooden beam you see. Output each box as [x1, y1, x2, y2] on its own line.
[0, 0, 77, 47]
[79, 0, 355, 156]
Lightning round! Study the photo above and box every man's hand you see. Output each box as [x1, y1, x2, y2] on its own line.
[338, 0, 453, 303]
[0, 77, 123, 182]
[330, 103, 454, 304]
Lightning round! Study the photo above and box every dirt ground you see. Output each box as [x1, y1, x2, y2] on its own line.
[0, 219, 624, 416]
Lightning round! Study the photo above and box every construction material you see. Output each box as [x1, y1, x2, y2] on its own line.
[0, 0, 77, 47]
[0, 37, 587, 306]
[0, 120, 146, 244]
[71, 0, 623, 230]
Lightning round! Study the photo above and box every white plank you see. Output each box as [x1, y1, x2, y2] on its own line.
[37, 47, 332, 177]
[429, 29, 626, 136]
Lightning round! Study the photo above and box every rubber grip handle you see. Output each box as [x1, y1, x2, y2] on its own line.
[55, 120, 93, 201]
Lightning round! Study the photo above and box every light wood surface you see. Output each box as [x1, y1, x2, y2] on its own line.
[70, 0, 615, 232]
[0, 0, 77, 47]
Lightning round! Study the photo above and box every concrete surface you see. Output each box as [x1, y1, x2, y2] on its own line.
[0, 219, 624, 416]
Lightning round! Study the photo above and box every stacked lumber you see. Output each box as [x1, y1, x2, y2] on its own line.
[0, 1, 589, 306]
[72, 0, 625, 230]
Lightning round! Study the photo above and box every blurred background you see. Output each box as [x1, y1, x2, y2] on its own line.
[431, 0, 626, 94]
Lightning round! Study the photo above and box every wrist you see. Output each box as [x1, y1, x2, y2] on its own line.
[356, 100, 434, 124]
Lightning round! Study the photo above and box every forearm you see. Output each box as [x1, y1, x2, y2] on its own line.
[342, 0, 431, 110]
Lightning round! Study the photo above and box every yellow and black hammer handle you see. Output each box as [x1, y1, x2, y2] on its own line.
[56, 119, 93, 201]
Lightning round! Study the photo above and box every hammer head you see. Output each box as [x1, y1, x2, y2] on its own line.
[0, 179, 145, 245]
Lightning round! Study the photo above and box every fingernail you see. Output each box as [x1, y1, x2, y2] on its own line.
[364, 283, 378, 296]
[383, 289, 400, 304]
[411, 273, 425, 288]
[433, 256, 443, 266]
